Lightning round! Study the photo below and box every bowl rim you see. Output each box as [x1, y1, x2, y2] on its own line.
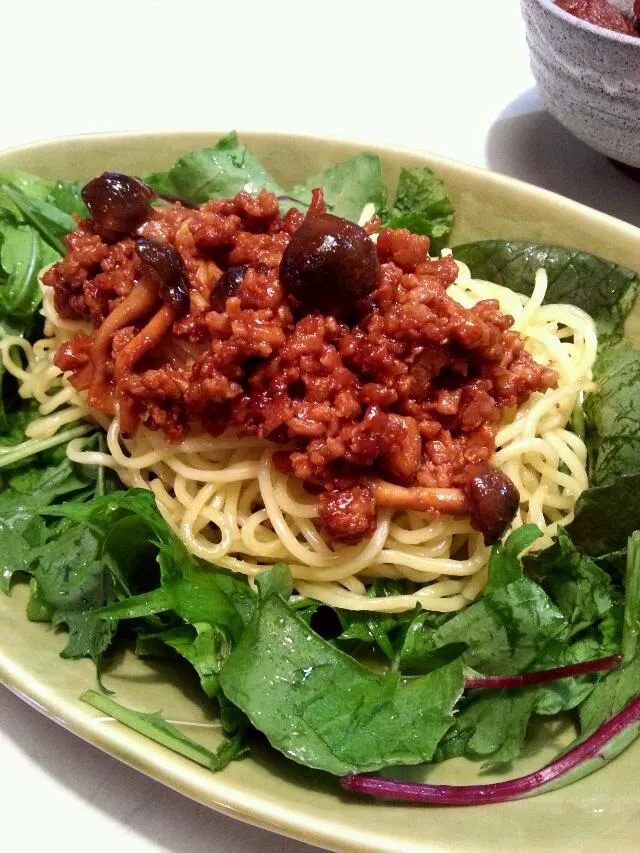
[527, 0, 640, 47]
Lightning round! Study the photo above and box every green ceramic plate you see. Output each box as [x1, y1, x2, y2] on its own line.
[1, 131, 639, 853]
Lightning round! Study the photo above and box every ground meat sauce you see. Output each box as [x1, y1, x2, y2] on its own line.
[555, 0, 640, 36]
[44, 179, 558, 545]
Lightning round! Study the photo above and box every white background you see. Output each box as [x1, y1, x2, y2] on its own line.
[0, 2, 638, 852]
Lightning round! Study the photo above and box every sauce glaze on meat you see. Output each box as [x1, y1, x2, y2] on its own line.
[555, 0, 639, 36]
[45, 183, 558, 544]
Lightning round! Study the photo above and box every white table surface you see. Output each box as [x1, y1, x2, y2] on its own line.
[1, 2, 638, 852]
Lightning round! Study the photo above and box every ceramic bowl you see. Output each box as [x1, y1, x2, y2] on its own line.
[521, 0, 640, 167]
[1, 131, 640, 853]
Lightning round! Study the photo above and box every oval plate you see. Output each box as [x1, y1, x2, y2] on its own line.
[1, 131, 640, 853]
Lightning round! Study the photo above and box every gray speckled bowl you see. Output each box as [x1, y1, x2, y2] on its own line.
[521, 0, 640, 167]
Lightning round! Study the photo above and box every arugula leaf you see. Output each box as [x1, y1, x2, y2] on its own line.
[144, 132, 284, 205]
[220, 581, 463, 775]
[452, 241, 639, 346]
[382, 167, 454, 253]
[0, 169, 78, 338]
[26, 577, 54, 622]
[338, 611, 401, 662]
[47, 180, 87, 218]
[0, 423, 93, 471]
[0, 184, 74, 256]
[0, 454, 92, 591]
[0, 222, 58, 336]
[399, 617, 466, 675]
[332, 580, 423, 661]
[30, 522, 116, 660]
[137, 623, 230, 698]
[75, 492, 254, 640]
[288, 154, 385, 222]
[49, 488, 255, 683]
[0, 447, 122, 659]
[82, 689, 247, 771]
[0, 169, 54, 202]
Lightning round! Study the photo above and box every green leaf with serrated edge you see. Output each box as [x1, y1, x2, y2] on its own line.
[81, 690, 247, 771]
[382, 166, 454, 253]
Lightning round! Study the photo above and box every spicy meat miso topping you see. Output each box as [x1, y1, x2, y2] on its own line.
[555, 0, 640, 36]
[44, 174, 558, 544]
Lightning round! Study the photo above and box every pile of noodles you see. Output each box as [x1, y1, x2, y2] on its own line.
[1, 257, 597, 613]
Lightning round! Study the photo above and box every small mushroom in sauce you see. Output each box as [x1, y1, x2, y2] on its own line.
[81, 172, 153, 233]
[135, 237, 189, 312]
[211, 264, 248, 312]
[461, 461, 520, 545]
[279, 212, 380, 317]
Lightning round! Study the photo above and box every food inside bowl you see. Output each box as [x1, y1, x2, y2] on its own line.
[555, 0, 640, 36]
[2, 132, 640, 803]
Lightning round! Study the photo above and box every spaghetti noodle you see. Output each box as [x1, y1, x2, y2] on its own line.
[1, 258, 597, 613]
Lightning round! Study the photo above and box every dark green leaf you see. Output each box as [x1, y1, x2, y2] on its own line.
[0, 454, 91, 533]
[437, 690, 538, 767]
[220, 592, 463, 775]
[101, 514, 160, 597]
[579, 656, 640, 736]
[452, 241, 639, 346]
[622, 532, 640, 665]
[568, 472, 640, 558]
[531, 636, 615, 716]
[0, 397, 40, 447]
[30, 522, 116, 660]
[427, 579, 566, 675]
[398, 527, 562, 677]
[399, 611, 466, 674]
[0, 423, 94, 472]
[584, 344, 640, 485]
[526, 527, 616, 635]
[26, 577, 54, 622]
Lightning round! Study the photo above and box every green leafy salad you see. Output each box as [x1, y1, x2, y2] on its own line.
[2, 132, 640, 804]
